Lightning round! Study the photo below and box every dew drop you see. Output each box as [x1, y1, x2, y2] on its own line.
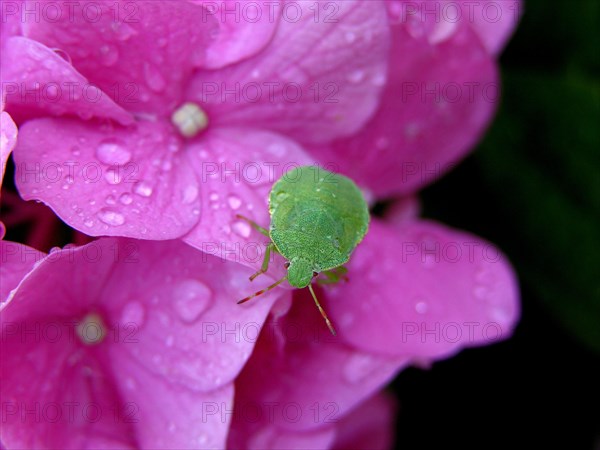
[125, 377, 137, 391]
[473, 285, 489, 300]
[232, 220, 251, 238]
[490, 306, 510, 324]
[134, 181, 153, 197]
[267, 143, 286, 157]
[343, 353, 376, 384]
[372, 71, 386, 87]
[99, 44, 119, 66]
[95, 139, 131, 165]
[105, 195, 116, 205]
[165, 335, 175, 347]
[375, 137, 389, 150]
[347, 69, 365, 84]
[182, 185, 199, 204]
[345, 31, 356, 43]
[173, 280, 213, 323]
[97, 208, 125, 226]
[105, 168, 122, 185]
[83, 218, 94, 228]
[227, 195, 242, 210]
[144, 63, 167, 93]
[112, 22, 136, 41]
[121, 301, 145, 326]
[415, 301, 428, 314]
[119, 193, 133, 205]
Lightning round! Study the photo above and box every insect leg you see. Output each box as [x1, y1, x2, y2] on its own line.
[307, 283, 337, 336]
[238, 275, 288, 304]
[235, 214, 270, 237]
[249, 242, 275, 281]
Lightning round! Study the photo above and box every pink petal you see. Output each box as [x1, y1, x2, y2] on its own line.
[331, 391, 397, 450]
[183, 127, 314, 275]
[0, 336, 137, 449]
[229, 290, 409, 437]
[0, 0, 23, 47]
[108, 352, 234, 449]
[0, 237, 282, 448]
[187, 0, 390, 145]
[22, 1, 218, 114]
[0, 241, 44, 304]
[196, 0, 282, 69]
[458, 0, 523, 55]
[325, 220, 520, 358]
[13, 118, 200, 240]
[1, 110, 17, 183]
[312, 12, 498, 197]
[228, 424, 336, 450]
[1, 37, 134, 125]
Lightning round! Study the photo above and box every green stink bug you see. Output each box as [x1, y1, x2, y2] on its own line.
[237, 165, 370, 335]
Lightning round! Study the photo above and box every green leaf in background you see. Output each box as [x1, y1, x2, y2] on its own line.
[476, 69, 600, 352]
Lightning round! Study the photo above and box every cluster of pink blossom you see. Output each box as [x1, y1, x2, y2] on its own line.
[1, 1, 521, 448]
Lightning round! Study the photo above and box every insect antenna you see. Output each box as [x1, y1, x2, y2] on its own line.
[238, 275, 288, 304]
[308, 283, 337, 336]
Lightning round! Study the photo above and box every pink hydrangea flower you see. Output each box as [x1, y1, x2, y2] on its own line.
[224, 212, 518, 447]
[3, 0, 389, 256]
[0, 0, 523, 448]
[0, 237, 283, 449]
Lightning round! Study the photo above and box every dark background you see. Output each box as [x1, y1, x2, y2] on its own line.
[392, 0, 599, 448]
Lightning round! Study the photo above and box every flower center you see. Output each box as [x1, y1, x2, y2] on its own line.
[76, 313, 106, 345]
[171, 102, 209, 138]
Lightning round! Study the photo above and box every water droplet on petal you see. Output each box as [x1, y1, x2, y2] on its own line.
[232, 220, 251, 238]
[134, 181, 153, 197]
[165, 335, 174, 347]
[112, 22, 137, 41]
[121, 301, 145, 326]
[144, 63, 167, 93]
[375, 137, 389, 150]
[83, 219, 95, 228]
[473, 285, 489, 300]
[125, 377, 137, 390]
[347, 69, 365, 84]
[345, 31, 356, 43]
[97, 208, 125, 226]
[105, 168, 122, 185]
[173, 280, 213, 323]
[99, 44, 119, 66]
[343, 353, 376, 384]
[182, 185, 199, 204]
[372, 71, 386, 87]
[96, 139, 131, 165]
[119, 193, 133, 205]
[415, 301, 428, 314]
[490, 306, 510, 324]
[227, 195, 242, 210]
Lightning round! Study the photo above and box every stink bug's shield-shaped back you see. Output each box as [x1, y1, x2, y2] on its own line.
[269, 166, 370, 284]
[238, 165, 370, 336]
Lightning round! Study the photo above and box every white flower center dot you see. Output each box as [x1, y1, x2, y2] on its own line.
[77, 313, 107, 345]
[171, 102, 209, 138]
